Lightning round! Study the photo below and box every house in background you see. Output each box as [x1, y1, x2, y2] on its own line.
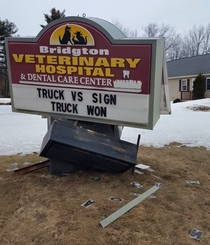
[167, 53, 210, 101]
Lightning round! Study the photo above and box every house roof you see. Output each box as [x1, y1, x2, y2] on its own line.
[167, 54, 210, 78]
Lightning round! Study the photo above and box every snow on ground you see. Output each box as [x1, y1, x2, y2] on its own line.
[0, 98, 210, 156]
[121, 98, 210, 149]
[0, 105, 47, 156]
[0, 98, 11, 104]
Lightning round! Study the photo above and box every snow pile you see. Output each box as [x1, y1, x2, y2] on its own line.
[0, 98, 210, 156]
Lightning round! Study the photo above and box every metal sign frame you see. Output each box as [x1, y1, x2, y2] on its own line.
[6, 17, 165, 129]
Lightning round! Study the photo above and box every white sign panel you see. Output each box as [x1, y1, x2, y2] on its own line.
[12, 84, 149, 124]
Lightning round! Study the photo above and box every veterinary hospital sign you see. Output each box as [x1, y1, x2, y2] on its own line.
[6, 17, 165, 129]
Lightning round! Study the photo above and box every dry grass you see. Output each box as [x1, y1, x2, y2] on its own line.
[0, 145, 210, 245]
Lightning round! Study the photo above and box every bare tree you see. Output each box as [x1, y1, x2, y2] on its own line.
[166, 35, 183, 60]
[112, 20, 210, 60]
[112, 19, 138, 37]
[202, 23, 210, 54]
[142, 22, 179, 58]
[142, 23, 159, 37]
[144, 22, 210, 60]
[186, 25, 205, 56]
[176, 24, 210, 58]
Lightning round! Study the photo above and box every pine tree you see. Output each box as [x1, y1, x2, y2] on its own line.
[40, 8, 66, 28]
[192, 73, 206, 100]
[0, 19, 18, 97]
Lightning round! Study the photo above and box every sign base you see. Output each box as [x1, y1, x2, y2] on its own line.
[40, 120, 139, 176]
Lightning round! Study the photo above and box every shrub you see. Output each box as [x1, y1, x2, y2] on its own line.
[173, 98, 182, 103]
[192, 73, 206, 100]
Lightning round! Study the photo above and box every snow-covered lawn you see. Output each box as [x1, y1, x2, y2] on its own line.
[0, 98, 210, 155]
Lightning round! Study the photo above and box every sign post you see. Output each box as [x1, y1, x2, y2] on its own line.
[5, 17, 171, 175]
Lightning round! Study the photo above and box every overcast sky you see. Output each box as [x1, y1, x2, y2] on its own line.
[1, 0, 210, 37]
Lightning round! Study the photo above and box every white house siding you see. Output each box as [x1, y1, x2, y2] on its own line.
[168, 79, 180, 101]
[168, 76, 210, 101]
[205, 91, 210, 98]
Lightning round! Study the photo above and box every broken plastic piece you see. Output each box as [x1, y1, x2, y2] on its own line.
[186, 180, 200, 184]
[11, 163, 19, 166]
[153, 175, 162, 179]
[130, 193, 140, 197]
[134, 169, 144, 175]
[109, 197, 124, 203]
[23, 162, 31, 165]
[131, 182, 143, 188]
[148, 195, 156, 199]
[7, 167, 19, 172]
[189, 228, 203, 241]
[91, 176, 101, 181]
[81, 199, 95, 208]
[41, 174, 51, 178]
[135, 164, 150, 169]
[147, 167, 155, 172]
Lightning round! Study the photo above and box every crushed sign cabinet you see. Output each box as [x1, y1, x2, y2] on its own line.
[39, 120, 139, 176]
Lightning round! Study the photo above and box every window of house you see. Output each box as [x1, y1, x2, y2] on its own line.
[181, 79, 187, 91]
[206, 77, 210, 91]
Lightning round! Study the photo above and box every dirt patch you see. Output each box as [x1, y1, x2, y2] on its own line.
[187, 105, 210, 111]
[0, 102, 11, 105]
[0, 146, 210, 245]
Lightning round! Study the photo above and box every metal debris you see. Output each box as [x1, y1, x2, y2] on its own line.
[155, 183, 162, 189]
[14, 160, 50, 174]
[100, 183, 162, 228]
